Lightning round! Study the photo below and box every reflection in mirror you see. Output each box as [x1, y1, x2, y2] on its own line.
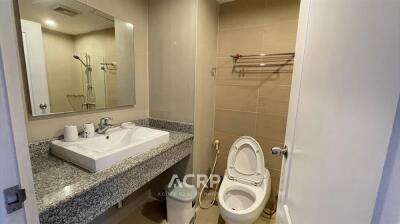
[18, 0, 135, 116]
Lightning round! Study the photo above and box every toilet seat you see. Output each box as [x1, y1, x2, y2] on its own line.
[219, 175, 268, 214]
[218, 136, 271, 224]
[227, 136, 265, 186]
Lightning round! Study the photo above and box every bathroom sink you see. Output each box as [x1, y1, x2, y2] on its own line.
[51, 126, 170, 172]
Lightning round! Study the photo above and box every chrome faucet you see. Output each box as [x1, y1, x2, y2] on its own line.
[97, 117, 113, 134]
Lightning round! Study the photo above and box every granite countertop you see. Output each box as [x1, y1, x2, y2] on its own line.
[29, 119, 193, 224]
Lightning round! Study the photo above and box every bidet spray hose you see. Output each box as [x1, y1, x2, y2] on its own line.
[199, 140, 220, 209]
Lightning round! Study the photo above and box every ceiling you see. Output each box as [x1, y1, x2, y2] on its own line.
[19, 0, 115, 35]
[19, 0, 236, 35]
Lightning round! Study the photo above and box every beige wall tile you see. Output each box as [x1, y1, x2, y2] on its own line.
[255, 114, 287, 142]
[214, 131, 242, 176]
[216, 85, 259, 112]
[215, 0, 300, 187]
[257, 137, 284, 171]
[219, 0, 300, 30]
[258, 72, 292, 86]
[259, 84, 291, 100]
[217, 26, 264, 57]
[258, 98, 289, 116]
[214, 0, 299, 193]
[214, 132, 284, 176]
[258, 85, 291, 115]
[263, 0, 300, 22]
[219, 0, 268, 30]
[262, 20, 299, 53]
[269, 169, 281, 193]
[216, 57, 235, 79]
[267, 168, 281, 207]
[215, 109, 257, 136]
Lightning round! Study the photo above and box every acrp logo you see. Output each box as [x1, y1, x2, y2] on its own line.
[167, 174, 221, 188]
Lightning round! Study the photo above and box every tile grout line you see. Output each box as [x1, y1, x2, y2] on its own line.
[215, 107, 288, 118]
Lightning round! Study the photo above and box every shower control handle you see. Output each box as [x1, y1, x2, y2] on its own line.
[271, 145, 288, 158]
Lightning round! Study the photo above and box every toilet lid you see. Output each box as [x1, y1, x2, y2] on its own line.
[227, 136, 265, 186]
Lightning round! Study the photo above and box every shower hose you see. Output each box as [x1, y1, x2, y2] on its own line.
[198, 140, 220, 209]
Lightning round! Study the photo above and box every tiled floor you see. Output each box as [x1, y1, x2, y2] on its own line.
[119, 199, 276, 224]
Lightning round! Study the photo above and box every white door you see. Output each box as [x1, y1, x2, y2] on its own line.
[0, 55, 27, 223]
[20, 19, 50, 115]
[276, 0, 400, 224]
[0, 0, 40, 223]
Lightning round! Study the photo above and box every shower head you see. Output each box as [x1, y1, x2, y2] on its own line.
[73, 55, 88, 67]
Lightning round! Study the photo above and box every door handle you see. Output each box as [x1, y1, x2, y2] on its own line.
[39, 103, 47, 110]
[271, 145, 288, 158]
[3, 185, 26, 214]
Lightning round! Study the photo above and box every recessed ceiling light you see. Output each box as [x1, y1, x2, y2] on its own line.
[44, 19, 57, 27]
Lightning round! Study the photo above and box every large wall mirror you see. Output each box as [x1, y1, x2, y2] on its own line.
[18, 0, 136, 116]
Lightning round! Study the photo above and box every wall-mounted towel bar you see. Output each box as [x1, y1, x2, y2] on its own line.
[100, 62, 117, 71]
[231, 52, 294, 76]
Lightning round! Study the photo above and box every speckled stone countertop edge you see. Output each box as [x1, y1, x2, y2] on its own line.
[28, 118, 194, 220]
[148, 118, 194, 134]
[37, 133, 192, 214]
[40, 139, 192, 224]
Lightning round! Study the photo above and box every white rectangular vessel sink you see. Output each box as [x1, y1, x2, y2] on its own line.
[51, 126, 170, 172]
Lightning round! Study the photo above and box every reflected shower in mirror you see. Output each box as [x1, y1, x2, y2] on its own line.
[18, 0, 136, 116]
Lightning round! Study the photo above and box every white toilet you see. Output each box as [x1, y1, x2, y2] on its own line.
[218, 136, 271, 224]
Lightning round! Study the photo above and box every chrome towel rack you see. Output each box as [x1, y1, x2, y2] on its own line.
[231, 52, 295, 76]
[100, 62, 117, 71]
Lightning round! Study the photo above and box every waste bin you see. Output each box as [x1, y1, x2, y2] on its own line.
[166, 183, 197, 224]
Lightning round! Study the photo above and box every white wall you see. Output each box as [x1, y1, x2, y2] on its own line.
[372, 97, 400, 224]
[148, 0, 196, 123]
[148, 0, 219, 176]
[279, 0, 400, 223]
[42, 29, 81, 113]
[193, 0, 219, 176]
[115, 19, 135, 106]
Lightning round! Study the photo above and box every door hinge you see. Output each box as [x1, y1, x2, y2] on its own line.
[3, 185, 26, 214]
